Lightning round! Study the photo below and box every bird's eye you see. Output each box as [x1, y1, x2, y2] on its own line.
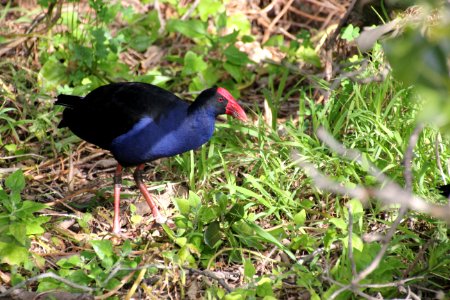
[218, 97, 225, 103]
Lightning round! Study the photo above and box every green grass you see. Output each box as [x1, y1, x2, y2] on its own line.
[1, 1, 449, 299]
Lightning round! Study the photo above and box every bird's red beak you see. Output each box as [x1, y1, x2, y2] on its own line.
[217, 87, 248, 122]
[226, 98, 248, 122]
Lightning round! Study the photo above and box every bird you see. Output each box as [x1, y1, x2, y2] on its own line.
[55, 82, 248, 234]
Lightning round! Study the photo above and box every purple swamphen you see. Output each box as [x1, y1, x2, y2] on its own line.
[55, 82, 248, 233]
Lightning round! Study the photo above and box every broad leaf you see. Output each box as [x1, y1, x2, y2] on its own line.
[223, 45, 251, 66]
[204, 221, 221, 248]
[91, 240, 114, 260]
[182, 51, 207, 76]
[5, 170, 25, 192]
[0, 241, 29, 266]
[9, 223, 27, 245]
[224, 203, 244, 224]
[198, 206, 218, 224]
[167, 19, 207, 39]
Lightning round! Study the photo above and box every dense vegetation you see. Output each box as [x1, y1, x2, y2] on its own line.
[0, 0, 449, 299]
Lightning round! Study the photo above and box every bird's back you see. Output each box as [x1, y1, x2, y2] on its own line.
[56, 82, 185, 150]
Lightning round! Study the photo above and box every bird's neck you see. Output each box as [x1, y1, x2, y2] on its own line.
[186, 104, 217, 142]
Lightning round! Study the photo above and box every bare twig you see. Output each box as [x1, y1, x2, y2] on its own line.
[0, 272, 94, 298]
[316, 127, 390, 183]
[186, 268, 232, 293]
[99, 262, 233, 294]
[298, 243, 339, 265]
[404, 123, 425, 192]
[262, 0, 295, 43]
[360, 276, 424, 288]
[293, 126, 450, 299]
[347, 205, 357, 277]
[181, 0, 201, 21]
[324, 0, 358, 51]
[435, 132, 447, 184]
[352, 205, 407, 284]
[0, 153, 46, 160]
[154, 0, 166, 34]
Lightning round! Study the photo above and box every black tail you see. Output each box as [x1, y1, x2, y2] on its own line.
[55, 94, 83, 108]
[56, 94, 83, 128]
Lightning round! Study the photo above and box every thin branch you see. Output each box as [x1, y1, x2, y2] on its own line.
[435, 132, 447, 184]
[181, 0, 201, 21]
[0, 272, 94, 298]
[359, 276, 424, 288]
[297, 243, 339, 265]
[99, 262, 233, 294]
[154, 0, 166, 34]
[316, 127, 390, 183]
[352, 204, 405, 283]
[0, 153, 46, 160]
[262, 0, 295, 43]
[347, 205, 357, 277]
[185, 268, 232, 293]
[325, 0, 358, 50]
[293, 126, 450, 299]
[404, 123, 425, 192]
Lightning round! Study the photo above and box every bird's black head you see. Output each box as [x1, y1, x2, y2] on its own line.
[192, 87, 248, 121]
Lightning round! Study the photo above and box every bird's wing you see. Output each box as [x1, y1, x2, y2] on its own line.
[60, 82, 187, 149]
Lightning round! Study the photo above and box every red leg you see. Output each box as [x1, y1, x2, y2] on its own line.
[112, 164, 123, 234]
[133, 164, 167, 224]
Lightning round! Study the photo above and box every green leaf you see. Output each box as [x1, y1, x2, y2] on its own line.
[224, 45, 250, 66]
[217, 30, 239, 45]
[9, 223, 27, 246]
[293, 209, 306, 226]
[0, 241, 29, 266]
[121, 240, 132, 256]
[188, 191, 201, 209]
[78, 212, 92, 229]
[182, 51, 207, 76]
[346, 199, 364, 223]
[198, 206, 218, 224]
[227, 12, 251, 36]
[341, 24, 360, 42]
[167, 19, 207, 39]
[329, 218, 347, 231]
[16, 201, 47, 219]
[223, 62, 243, 82]
[256, 277, 274, 297]
[296, 46, 321, 67]
[197, 0, 224, 21]
[244, 259, 256, 279]
[228, 185, 271, 208]
[9, 190, 21, 207]
[91, 240, 114, 260]
[204, 221, 221, 248]
[57, 255, 82, 268]
[0, 190, 8, 202]
[246, 222, 296, 261]
[175, 197, 190, 215]
[25, 216, 50, 235]
[5, 170, 25, 192]
[38, 57, 68, 91]
[342, 233, 364, 252]
[72, 44, 93, 68]
[216, 12, 227, 29]
[105, 278, 121, 290]
[175, 237, 187, 247]
[69, 269, 92, 285]
[225, 203, 244, 224]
